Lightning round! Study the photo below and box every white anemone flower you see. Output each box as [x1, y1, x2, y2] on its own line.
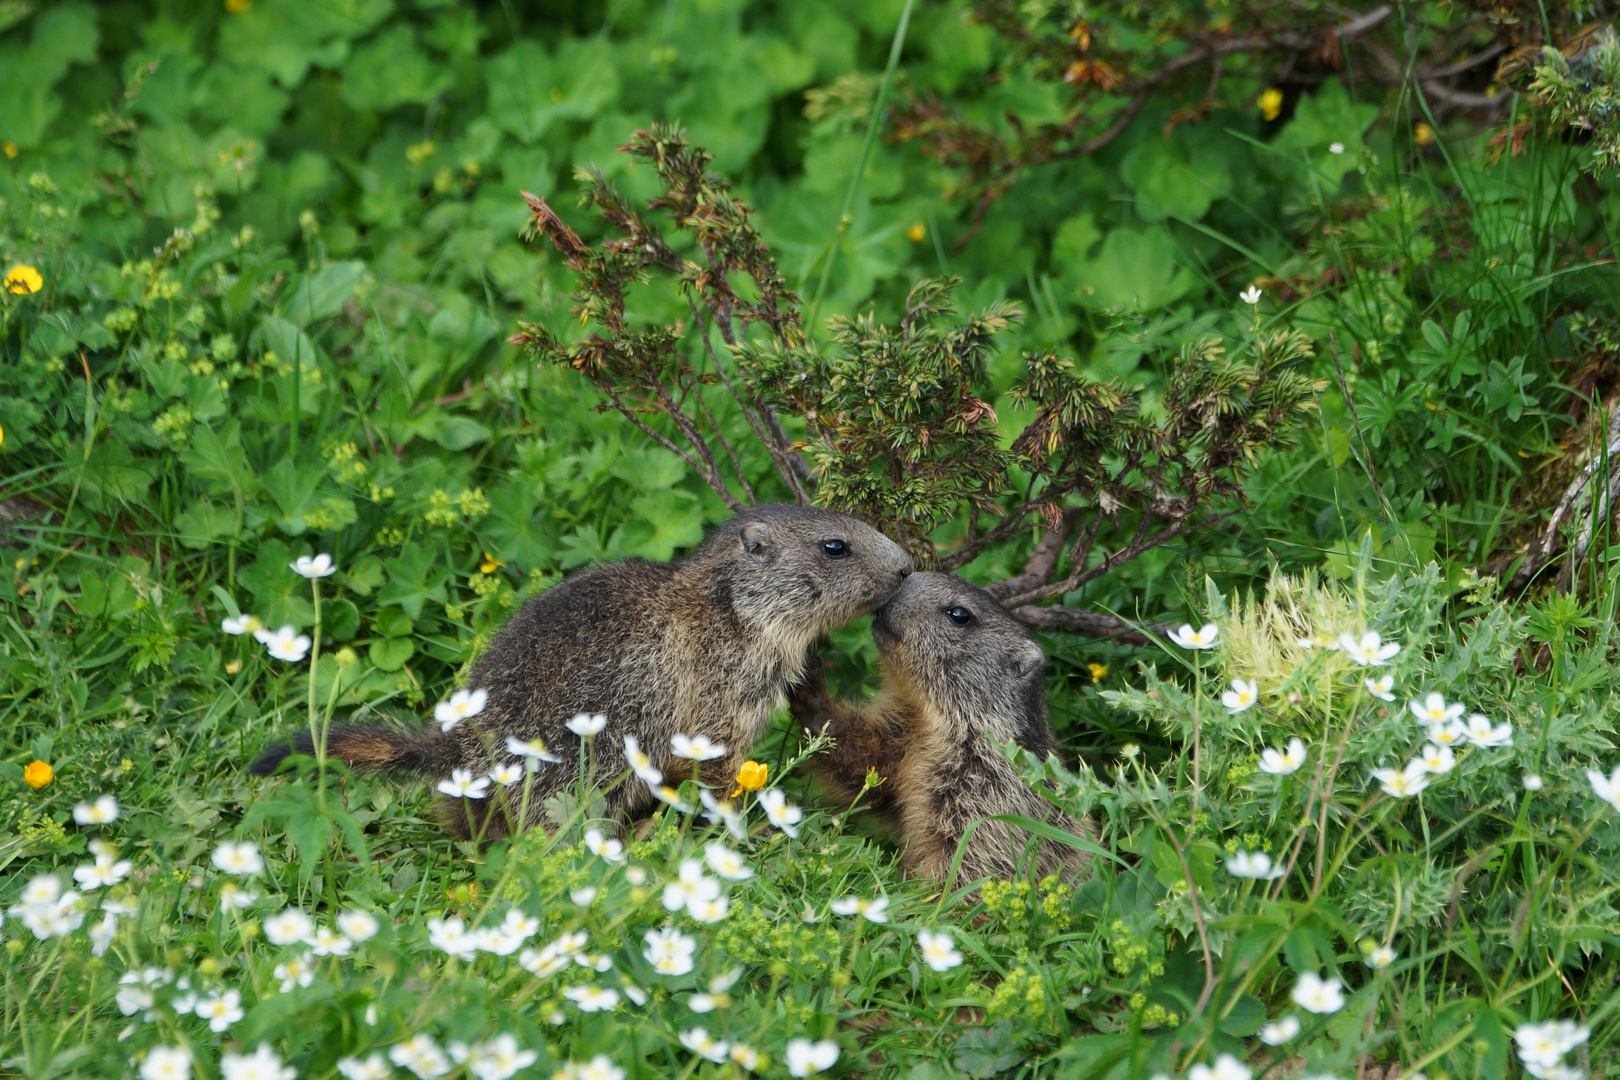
[427, 916, 478, 956]
[274, 953, 317, 992]
[571, 887, 597, 906]
[1188, 1055, 1252, 1080]
[553, 1058, 624, 1080]
[1290, 972, 1346, 1014]
[917, 928, 964, 971]
[565, 712, 608, 737]
[505, 735, 561, 762]
[623, 735, 663, 785]
[1465, 713, 1512, 747]
[309, 925, 353, 956]
[219, 883, 256, 911]
[264, 908, 315, 946]
[1515, 1020, 1590, 1069]
[436, 768, 490, 800]
[488, 762, 523, 786]
[88, 912, 118, 956]
[291, 553, 337, 578]
[1372, 761, 1431, 798]
[1364, 945, 1396, 969]
[644, 926, 697, 976]
[518, 945, 569, 979]
[1417, 743, 1455, 775]
[1589, 765, 1620, 813]
[1427, 720, 1469, 747]
[73, 795, 120, 825]
[501, 908, 539, 939]
[141, 1046, 194, 1080]
[336, 1054, 392, 1080]
[648, 782, 697, 814]
[1295, 633, 1337, 650]
[222, 614, 264, 636]
[680, 1028, 731, 1064]
[212, 841, 264, 875]
[466, 1034, 537, 1080]
[389, 1034, 452, 1080]
[730, 1045, 762, 1071]
[1221, 678, 1258, 713]
[338, 909, 380, 942]
[1226, 850, 1285, 880]
[1409, 692, 1465, 725]
[20, 874, 61, 906]
[220, 1045, 296, 1080]
[662, 859, 718, 913]
[759, 787, 803, 838]
[1329, 141, 1346, 154]
[1338, 631, 1400, 666]
[704, 842, 753, 880]
[1364, 674, 1396, 701]
[257, 625, 312, 662]
[1259, 1015, 1301, 1045]
[1257, 738, 1307, 776]
[1240, 286, 1263, 305]
[671, 732, 726, 760]
[1167, 623, 1219, 649]
[584, 828, 625, 864]
[562, 984, 620, 1012]
[785, 1039, 841, 1078]
[74, 853, 132, 890]
[687, 890, 731, 923]
[829, 895, 890, 923]
[194, 990, 245, 1031]
[475, 926, 525, 956]
[434, 688, 488, 732]
[698, 789, 747, 839]
[1523, 773, 1544, 792]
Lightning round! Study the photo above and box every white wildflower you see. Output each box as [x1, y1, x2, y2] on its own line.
[1364, 674, 1396, 701]
[1465, 713, 1512, 747]
[1372, 761, 1431, 798]
[829, 896, 890, 923]
[562, 984, 620, 1012]
[257, 625, 312, 662]
[221, 1046, 296, 1080]
[336, 1054, 391, 1080]
[680, 1028, 731, 1064]
[671, 732, 726, 760]
[434, 688, 488, 732]
[309, 924, 353, 956]
[141, 1046, 194, 1080]
[1409, 692, 1464, 725]
[291, 553, 337, 578]
[623, 735, 662, 785]
[338, 909, 380, 942]
[1258, 738, 1307, 776]
[74, 853, 132, 890]
[1167, 623, 1219, 649]
[1290, 972, 1346, 1014]
[704, 841, 752, 881]
[194, 989, 245, 1031]
[1240, 286, 1263, 305]
[1339, 631, 1400, 666]
[73, 795, 120, 825]
[264, 908, 315, 946]
[1365, 945, 1396, 969]
[505, 735, 560, 762]
[785, 1039, 840, 1077]
[1259, 1015, 1301, 1045]
[1221, 678, 1258, 713]
[436, 768, 490, 800]
[488, 762, 523, 786]
[917, 928, 964, 971]
[644, 926, 697, 976]
[1417, 743, 1455, 774]
[274, 952, 317, 992]
[389, 1035, 452, 1080]
[466, 1035, 537, 1080]
[759, 787, 803, 838]
[566, 712, 608, 737]
[1188, 1055, 1252, 1080]
[427, 916, 477, 956]
[212, 841, 264, 876]
[1226, 850, 1285, 880]
[1427, 720, 1469, 747]
[222, 614, 264, 636]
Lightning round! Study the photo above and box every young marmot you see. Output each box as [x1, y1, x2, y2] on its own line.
[792, 571, 1093, 886]
[253, 504, 912, 837]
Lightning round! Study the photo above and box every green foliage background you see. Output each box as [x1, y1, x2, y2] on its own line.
[3, 1, 1620, 1077]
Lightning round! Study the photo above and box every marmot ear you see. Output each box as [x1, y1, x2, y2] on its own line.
[1010, 643, 1044, 679]
[739, 522, 772, 559]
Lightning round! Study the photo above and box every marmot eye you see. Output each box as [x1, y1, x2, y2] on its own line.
[822, 539, 850, 558]
[945, 606, 975, 626]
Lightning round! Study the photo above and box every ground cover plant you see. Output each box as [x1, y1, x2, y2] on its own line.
[3, 1, 1620, 1078]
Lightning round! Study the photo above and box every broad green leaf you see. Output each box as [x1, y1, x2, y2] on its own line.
[339, 25, 451, 111]
[626, 490, 705, 561]
[369, 636, 414, 671]
[260, 459, 327, 535]
[378, 546, 449, 618]
[486, 38, 620, 144]
[1071, 226, 1195, 312]
[238, 540, 316, 627]
[182, 423, 257, 496]
[76, 444, 158, 513]
[175, 499, 239, 550]
[1120, 131, 1232, 222]
[1273, 77, 1379, 185]
[482, 486, 554, 571]
[281, 261, 367, 325]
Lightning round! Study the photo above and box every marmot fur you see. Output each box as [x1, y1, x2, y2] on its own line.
[792, 571, 1094, 886]
[253, 504, 912, 837]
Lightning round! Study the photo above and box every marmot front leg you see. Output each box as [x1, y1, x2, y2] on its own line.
[791, 651, 905, 821]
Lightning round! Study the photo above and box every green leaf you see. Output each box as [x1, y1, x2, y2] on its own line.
[343, 555, 386, 596]
[281, 261, 367, 326]
[1120, 130, 1232, 223]
[486, 38, 620, 144]
[1273, 77, 1379, 185]
[374, 607, 413, 638]
[952, 1022, 1025, 1078]
[258, 314, 321, 371]
[1071, 226, 1195, 313]
[377, 546, 449, 618]
[482, 486, 553, 571]
[1219, 993, 1267, 1036]
[76, 444, 158, 513]
[239, 539, 315, 627]
[175, 499, 239, 550]
[260, 459, 327, 536]
[339, 25, 451, 112]
[432, 415, 492, 451]
[369, 636, 414, 671]
[324, 597, 361, 641]
[625, 490, 705, 561]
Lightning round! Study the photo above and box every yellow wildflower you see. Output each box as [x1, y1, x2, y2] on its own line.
[1258, 88, 1284, 122]
[480, 552, 504, 574]
[2, 142, 16, 159]
[1087, 662, 1107, 683]
[23, 760, 53, 788]
[731, 760, 769, 797]
[1414, 122, 1436, 145]
[224, 0, 252, 11]
[225, 659, 243, 675]
[906, 222, 927, 243]
[4, 264, 43, 295]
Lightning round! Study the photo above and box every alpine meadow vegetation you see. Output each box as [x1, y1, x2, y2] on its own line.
[3, 2, 1620, 1080]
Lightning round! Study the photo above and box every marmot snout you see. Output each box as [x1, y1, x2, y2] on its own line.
[796, 571, 1094, 887]
[254, 503, 912, 838]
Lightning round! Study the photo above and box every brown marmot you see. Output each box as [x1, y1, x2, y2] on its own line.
[252, 504, 912, 837]
[792, 571, 1094, 886]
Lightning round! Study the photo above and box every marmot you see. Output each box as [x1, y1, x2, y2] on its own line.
[253, 504, 912, 837]
[791, 571, 1094, 886]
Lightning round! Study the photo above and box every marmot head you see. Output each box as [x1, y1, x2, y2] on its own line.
[699, 504, 913, 640]
[871, 571, 1052, 755]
